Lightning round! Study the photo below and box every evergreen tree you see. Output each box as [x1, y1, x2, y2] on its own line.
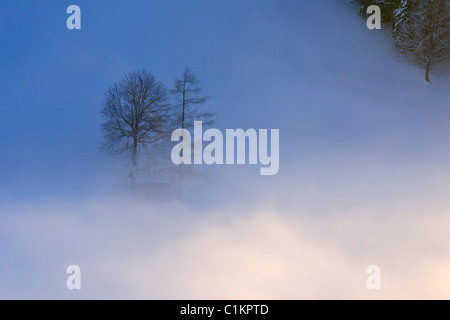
[393, 0, 450, 82]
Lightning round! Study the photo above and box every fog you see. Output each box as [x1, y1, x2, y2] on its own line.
[1, 189, 450, 299]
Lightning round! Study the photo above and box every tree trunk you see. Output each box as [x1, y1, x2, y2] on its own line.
[425, 63, 431, 83]
[131, 139, 138, 169]
[178, 77, 187, 198]
[182, 78, 186, 130]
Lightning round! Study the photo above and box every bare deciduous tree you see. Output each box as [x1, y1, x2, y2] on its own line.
[171, 67, 214, 131]
[101, 70, 170, 170]
[170, 68, 216, 195]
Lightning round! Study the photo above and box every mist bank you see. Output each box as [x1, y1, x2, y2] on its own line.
[1, 190, 450, 299]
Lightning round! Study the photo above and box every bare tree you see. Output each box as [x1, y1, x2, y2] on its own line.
[171, 67, 214, 131]
[170, 68, 216, 195]
[394, 0, 450, 82]
[101, 70, 170, 171]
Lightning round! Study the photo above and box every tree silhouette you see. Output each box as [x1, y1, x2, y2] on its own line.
[101, 70, 170, 170]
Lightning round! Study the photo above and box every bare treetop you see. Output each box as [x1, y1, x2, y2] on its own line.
[171, 67, 214, 130]
[101, 70, 170, 168]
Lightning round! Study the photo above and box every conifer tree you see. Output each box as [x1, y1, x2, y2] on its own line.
[393, 0, 449, 82]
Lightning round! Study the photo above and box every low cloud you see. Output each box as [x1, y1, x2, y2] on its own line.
[1, 195, 449, 299]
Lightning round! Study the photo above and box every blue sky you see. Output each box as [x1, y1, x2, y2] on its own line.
[0, 0, 305, 200]
[1, 0, 450, 205]
[0, 0, 263, 199]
